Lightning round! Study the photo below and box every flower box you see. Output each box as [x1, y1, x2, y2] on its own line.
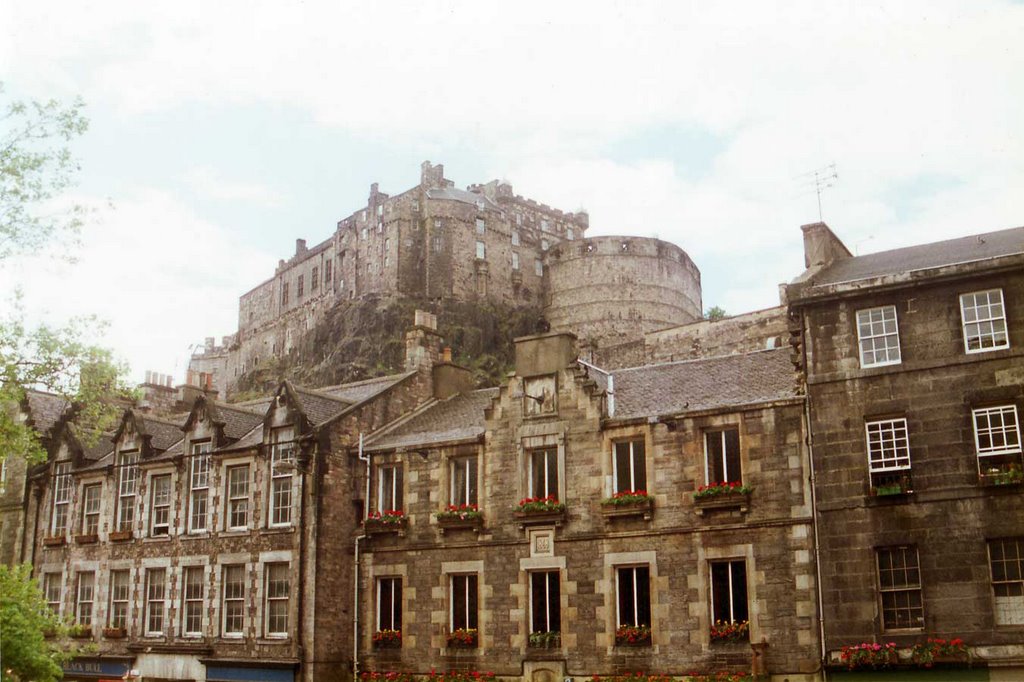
[693, 483, 752, 515]
[68, 625, 93, 639]
[436, 505, 484, 533]
[514, 498, 566, 527]
[980, 469, 1024, 487]
[869, 483, 912, 497]
[42, 535, 66, 547]
[75, 533, 99, 545]
[528, 631, 561, 649]
[601, 491, 654, 520]
[910, 637, 969, 667]
[614, 624, 652, 647]
[103, 626, 127, 639]
[837, 642, 898, 670]
[446, 628, 478, 648]
[109, 530, 134, 542]
[710, 619, 749, 644]
[364, 512, 408, 536]
[372, 629, 402, 648]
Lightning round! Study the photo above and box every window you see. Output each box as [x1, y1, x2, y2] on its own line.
[188, 442, 211, 532]
[270, 428, 295, 526]
[529, 448, 558, 499]
[75, 572, 95, 626]
[265, 563, 289, 637]
[512, 252, 520, 270]
[281, 282, 289, 306]
[50, 462, 71, 535]
[516, 213, 522, 226]
[710, 560, 748, 632]
[961, 289, 1009, 353]
[567, 227, 574, 241]
[534, 259, 543, 277]
[44, 573, 62, 615]
[450, 456, 478, 507]
[222, 565, 245, 636]
[705, 428, 741, 484]
[150, 474, 171, 536]
[974, 405, 1022, 479]
[616, 565, 651, 628]
[108, 570, 129, 629]
[989, 538, 1024, 625]
[866, 418, 911, 490]
[541, 239, 549, 251]
[377, 204, 383, 216]
[856, 306, 902, 368]
[226, 465, 250, 530]
[433, 236, 442, 253]
[541, 219, 549, 232]
[530, 571, 560, 635]
[377, 577, 402, 633]
[476, 241, 485, 259]
[377, 464, 403, 513]
[116, 452, 138, 532]
[361, 227, 368, 240]
[324, 259, 332, 283]
[450, 574, 478, 633]
[613, 439, 646, 494]
[145, 568, 166, 635]
[512, 230, 520, 246]
[311, 267, 318, 290]
[80, 483, 101, 536]
[182, 566, 204, 636]
[877, 546, 923, 630]
[297, 275, 304, 297]
[476, 218, 485, 235]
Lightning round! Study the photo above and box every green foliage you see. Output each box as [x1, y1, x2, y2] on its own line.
[704, 306, 727, 321]
[0, 564, 73, 682]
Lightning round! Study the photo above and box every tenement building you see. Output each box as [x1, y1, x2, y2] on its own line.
[785, 223, 1024, 681]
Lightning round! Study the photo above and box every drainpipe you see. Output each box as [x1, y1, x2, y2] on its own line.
[577, 358, 614, 418]
[353, 433, 368, 677]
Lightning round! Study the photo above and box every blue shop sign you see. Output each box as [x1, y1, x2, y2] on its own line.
[62, 659, 130, 677]
[205, 665, 294, 682]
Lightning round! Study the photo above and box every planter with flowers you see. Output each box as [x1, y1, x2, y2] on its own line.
[446, 627, 478, 649]
[528, 630, 561, 649]
[980, 463, 1024, 488]
[514, 497, 566, 527]
[710, 619, 749, 644]
[614, 624, 652, 647]
[364, 510, 408, 536]
[372, 628, 402, 649]
[837, 642, 898, 670]
[693, 481, 753, 515]
[108, 529, 134, 542]
[600, 491, 654, 520]
[436, 505, 484, 533]
[103, 626, 127, 639]
[68, 624, 93, 639]
[75, 533, 99, 545]
[911, 637, 969, 667]
[42, 535, 66, 547]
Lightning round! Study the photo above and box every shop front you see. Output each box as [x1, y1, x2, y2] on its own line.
[62, 657, 134, 682]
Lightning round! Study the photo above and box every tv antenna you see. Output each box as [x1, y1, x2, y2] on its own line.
[795, 163, 838, 221]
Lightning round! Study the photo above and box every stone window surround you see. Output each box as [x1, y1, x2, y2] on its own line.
[439, 444, 483, 512]
[220, 454, 255, 533]
[517, 432, 565, 504]
[602, 425, 652, 498]
[139, 467, 177, 540]
[601, 550, 659, 651]
[368, 562, 409, 645]
[441, 559, 485, 652]
[855, 304, 902, 369]
[268, 426, 298, 529]
[177, 556, 209, 638]
[141, 557, 172, 638]
[41, 564, 65, 616]
[213, 552, 249, 639]
[519, 555, 567, 650]
[74, 475, 106, 537]
[259, 551, 293, 639]
[697, 542, 760, 645]
[702, 422, 744, 486]
[50, 461, 72, 536]
[374, 456, 405, 514]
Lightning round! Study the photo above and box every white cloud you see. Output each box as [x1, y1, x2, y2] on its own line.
[181, 166, 286, 207]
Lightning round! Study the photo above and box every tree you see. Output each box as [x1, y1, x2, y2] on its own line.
[0, 564, 73, 682]
[704, 306, 727, 322]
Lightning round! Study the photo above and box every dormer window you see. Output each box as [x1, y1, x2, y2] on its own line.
[188, 441, 211, 533]
[270, 427, 295, 527]
[115, 452, 139, 533]
[50, 462, 72, 536]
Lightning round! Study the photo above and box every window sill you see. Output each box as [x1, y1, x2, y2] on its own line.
[436, 515, 484, 534]
[74, 533, 99, 545]
[866, 489, 914, 506]
[222, 528, 250, 535]
[42, 535, 66, 547]
[264, 525, 296, 534]
[513, 508, 566, 528]
[600, 498, 654, 521]
[143, 534, 172, 543]
[108, 530, 134, 542]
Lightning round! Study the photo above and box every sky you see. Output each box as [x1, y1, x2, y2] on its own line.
[1, 0, 1022, 384]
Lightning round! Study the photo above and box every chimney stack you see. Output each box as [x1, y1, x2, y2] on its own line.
[296, 238, 307, 256]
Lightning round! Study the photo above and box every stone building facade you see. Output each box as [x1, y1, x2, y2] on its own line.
[785, 223, 1024, 681]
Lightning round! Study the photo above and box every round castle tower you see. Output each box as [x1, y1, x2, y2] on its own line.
[543, 236, 702, 348]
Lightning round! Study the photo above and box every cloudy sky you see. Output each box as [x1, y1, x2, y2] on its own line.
[2, 0, 1022, 383]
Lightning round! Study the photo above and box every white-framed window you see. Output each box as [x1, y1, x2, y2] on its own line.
[710, 560, 748, 630]
[150, 474, 171, 536]
[75, 572, 95, 626]
[226, 465, 250, 530]
[181, 566, 204, 636]
[534, 259, 543, 277]
[512, 252, 520, 270]
[188, 441, 211, 533]
[866, 418, 911, 489]
[450, 574, 478, 632]
[528, 448, 558, 499]
[80, 483, 101, 536]
[877, 546, 923, 630]
[515, 213, 522, 226]
[541, 239, 549, 251]
[567, 227, 574, 241]
[265, 563, 290, 637]
[511, 230, 520, 246]
[377, 464, 403, 513]
[612, 439, 646, 494]
[377, 576, 402, 633]
[450, 456, 478, 507]
[145, 568, 166, 636]
[108, 570, 129, 629]
[530, 570, 560, 635]
[43, 573, 62, 615]
[960, 289, 1009, 353]
[989, 538, 1024, 625]
[270, 428, 295, 526]
[50, 462, 72, 536]
[856, 305, 901, 368]
[476, 241, 485, 259]
[974, 405, 1023, 480]
[222, 564, 246, 636]
[475, 218, 485, 235]
[540, 219, 549, 232]
[616, 565, 651, 628]
[705, 428, 742, 484]
[116, 451, 139, 532]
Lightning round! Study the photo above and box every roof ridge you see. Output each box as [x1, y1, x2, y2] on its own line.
[613, 346, 787, 374]
[841, 225, 1024, 262]
[291, 384, 354, 403]
[318, 370, 415, 392]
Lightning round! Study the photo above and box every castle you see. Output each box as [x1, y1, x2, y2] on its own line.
[190, 162, 704, 397]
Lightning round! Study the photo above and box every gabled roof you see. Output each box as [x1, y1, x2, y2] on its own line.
[290, 385, 353, 426]
[319, 372, 415, 404]
[24, 390, 69, 437]
[807, 226, 1024, 287]
[608, 348, 800, 421]
[365, 388, 499, 452]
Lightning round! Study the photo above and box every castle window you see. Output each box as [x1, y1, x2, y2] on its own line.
[377, 463, 403, 513]
[412, 199, 419, 210]
[960, 289, 1009, 353]
[150, 474, 171, 536]
[534, 259, 543, 277]
[613, 439, 646, 494]
[476, 218, 485, 235]
[512, 252, 519, 270]
[188, 441, 211, 533]
[297, 275, 304, 298]
[75, 572, 95, 626]
[145, 567, 167, 636]
[973, 405, 1022, 481]
[311, 267, 318, 290]
[877, 546, 923, 630]
[222, 565, 245, 636]
[361, 227, 368, 240]
[116, 451, 139, 533]
[475, 199, 485, 210]
[516, 213, 522, 226]
[476, 241, 485, 260]
[377, 577, 402, 633]
[856, 305, 901, 368]
[866, 418, 911, 492]
[44, 573, 62, 615]
[512, 230, 520, 246]
[616, 565, 651, 631]
[450, 574, 478, 636]
[704, 428, 741, 485]
[710, 560, 748, 636]
[324, 259, 332, 283]
[265, 563, 290, 637]
[50, 462, 71, 536]
[989, 538, 1024, 625]
[541, 239, 549, 251]
[450, 456, 478, 507]
[81, 483, 101, 535]
[281, 282, 289, 306]
[108, 570, 129, 629]
[182, 566, 204, 636]
[226, 464, 250, 530]
[541, 219, 549, 232]
[270, 427, 295, 527]
[567, 227, 574, 240]
[433, 236, 443, 253]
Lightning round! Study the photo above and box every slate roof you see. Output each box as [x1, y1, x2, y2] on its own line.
[215, 403, 264, 440]
[291, 386, 353, 425]
[366, 388, 499, 452]
[24, 390, 69, 437]
[609, 348, 800, 421]
[809, 226, 1024, 287]
[137, 414, 187, 452]
[320, 372, 414, 404]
